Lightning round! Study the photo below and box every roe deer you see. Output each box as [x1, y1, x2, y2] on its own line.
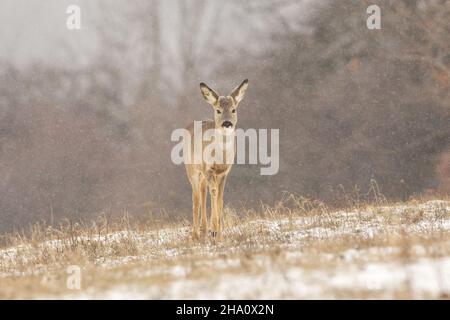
[185, 79, 249, 240]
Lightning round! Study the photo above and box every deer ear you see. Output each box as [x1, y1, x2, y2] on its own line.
[200, 83, 219, 105]
[230, 79, 249, 104]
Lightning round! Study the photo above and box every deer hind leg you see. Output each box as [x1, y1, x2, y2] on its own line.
[199, 178, 208, 238]
[191, 181, 200, 240]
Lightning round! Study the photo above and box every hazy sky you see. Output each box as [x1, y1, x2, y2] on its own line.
[0, 0, 104, 67]
[0, 0, 312, 70]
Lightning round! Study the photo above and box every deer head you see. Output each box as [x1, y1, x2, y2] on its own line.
[199, 79, 249, 134]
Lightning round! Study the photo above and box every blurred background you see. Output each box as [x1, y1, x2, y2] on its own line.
[0, 0, 449, 232]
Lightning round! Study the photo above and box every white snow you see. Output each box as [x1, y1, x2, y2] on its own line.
[1, 200, 450, 299]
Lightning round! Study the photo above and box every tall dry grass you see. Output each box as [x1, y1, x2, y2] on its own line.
[0, 191, 449, 299]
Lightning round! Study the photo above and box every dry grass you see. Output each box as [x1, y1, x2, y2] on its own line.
[0, 195, 449, 299]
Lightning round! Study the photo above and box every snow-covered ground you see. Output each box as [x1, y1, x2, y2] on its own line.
[1, 200, 449, 299]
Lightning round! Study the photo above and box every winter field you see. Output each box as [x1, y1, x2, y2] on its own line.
[1, 196, 449, 299]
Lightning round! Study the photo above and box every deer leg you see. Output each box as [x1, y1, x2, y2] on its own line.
[209, 187, 219, 239]
[209, 186, 219, 238]
[205, 170, 219, 238]
[191, 184, 200, 240]
[217, 175, 227, 240]
[199, 178, 208, 238]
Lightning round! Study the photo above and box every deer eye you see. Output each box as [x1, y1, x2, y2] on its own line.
[216, 110, 222, 114]
[232, 109, 236, 113]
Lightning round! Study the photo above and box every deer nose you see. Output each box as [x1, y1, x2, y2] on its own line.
[222, 121, 233, 128]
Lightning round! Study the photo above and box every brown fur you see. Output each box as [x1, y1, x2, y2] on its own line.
[185, 80, 248, 240]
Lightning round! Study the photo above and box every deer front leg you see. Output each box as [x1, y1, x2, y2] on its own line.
[205, 170, 219, 238]
[210, 187, 219, 239]
[199, 179, 208, 238]
[216, 175, 227, 239]
[191, 187, 200, 240]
